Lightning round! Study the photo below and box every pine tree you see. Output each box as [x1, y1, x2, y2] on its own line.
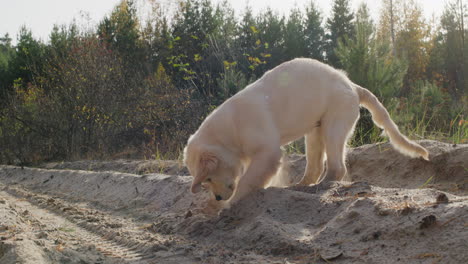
[438, 0, 468, 100]
[236, 5, 263, 77]
[395, 0, 430, 92]
[141, 1, 172, 72]
[304, 1, 325, 60]
[336, 3, 408, 145]
[284, 7, 307, 60]
[49, 23, 79, 59]
[214, 0, 237, 51]
[97, 0, 142, 71]
[257, 8, 285, 69]
[0, 33, 14, 102]
[336, 3, 373, 86]
[9, 27, 46, 86]
[325, 0, 355, 67]
[336, 2, 406, 97]
[378, 0, 400, 56]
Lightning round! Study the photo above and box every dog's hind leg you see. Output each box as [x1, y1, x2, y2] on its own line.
[297, 127, 325, 185]
[321, 109, 359, 182]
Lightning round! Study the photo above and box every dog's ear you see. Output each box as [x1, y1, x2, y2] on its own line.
[191, 151, 218, 193]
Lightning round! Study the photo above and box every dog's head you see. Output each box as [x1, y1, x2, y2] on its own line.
[184, 142, 241, 201]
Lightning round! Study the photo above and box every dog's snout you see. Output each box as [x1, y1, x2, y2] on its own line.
[215, 195, 222, 201]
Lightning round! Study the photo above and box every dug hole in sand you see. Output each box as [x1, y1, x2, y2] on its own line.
[0, 140, 467, 263]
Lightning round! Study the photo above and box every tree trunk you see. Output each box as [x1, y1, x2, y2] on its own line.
[390, 0, 396, 56]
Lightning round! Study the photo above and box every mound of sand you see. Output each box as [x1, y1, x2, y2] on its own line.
[41, 159, 189, 176]
[0, 140, 467, 263]
[285, 140, 467, 195]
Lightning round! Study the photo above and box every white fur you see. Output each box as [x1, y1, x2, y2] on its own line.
[184, 58, 429, 205]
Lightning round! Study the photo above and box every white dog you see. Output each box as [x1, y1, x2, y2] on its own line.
[184, 58, 429, 206]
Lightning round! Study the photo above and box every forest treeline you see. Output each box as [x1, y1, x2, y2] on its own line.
[0, 0, 466, 164]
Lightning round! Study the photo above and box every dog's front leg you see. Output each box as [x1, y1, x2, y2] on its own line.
[228, 149, 281, 205]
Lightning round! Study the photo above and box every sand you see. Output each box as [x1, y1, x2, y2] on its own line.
[0, 140, 467, 263]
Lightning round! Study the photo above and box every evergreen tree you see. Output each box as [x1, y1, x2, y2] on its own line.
[1, 0, 467, 163]
[141, 1, 172, 72]
[395, 0, 429, 90]
[257, 8, 285, 69]
[304, 1, 325, 60]
[336, 3, 373, 86]
[214, 0, 237, 52]
[236, 5, 262, 77]
[170, 0, 222, 95]
[9, 27, 46, 86]
[337, 3, 406, 98]
[377, 0, 400, 56]
[325, 0, 355, 67]
[145, 16, 171, 71]
[49, 23, 78, 59]
[97, 0, 142, 71]
[284, 7, 307, 60]
[0, 33, 14, 102]
[438, 0, 467, 100]
[336, 3, 408, 146]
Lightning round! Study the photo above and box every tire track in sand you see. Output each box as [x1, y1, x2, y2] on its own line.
[2, 184, 191, 263]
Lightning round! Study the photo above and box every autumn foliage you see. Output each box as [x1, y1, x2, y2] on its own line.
[0, 0, 466, 164]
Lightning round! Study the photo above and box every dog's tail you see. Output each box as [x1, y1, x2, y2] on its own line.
[355, 85, 429, 160]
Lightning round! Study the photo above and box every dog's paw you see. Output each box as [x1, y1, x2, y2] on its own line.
[216, 201, 232, 216]
[295, 181, 313, 187]
[193, 198, 224, 216]
[221, 200, 231, 210]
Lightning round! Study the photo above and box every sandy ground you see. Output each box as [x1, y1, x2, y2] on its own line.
[0, 140, 467, 263]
